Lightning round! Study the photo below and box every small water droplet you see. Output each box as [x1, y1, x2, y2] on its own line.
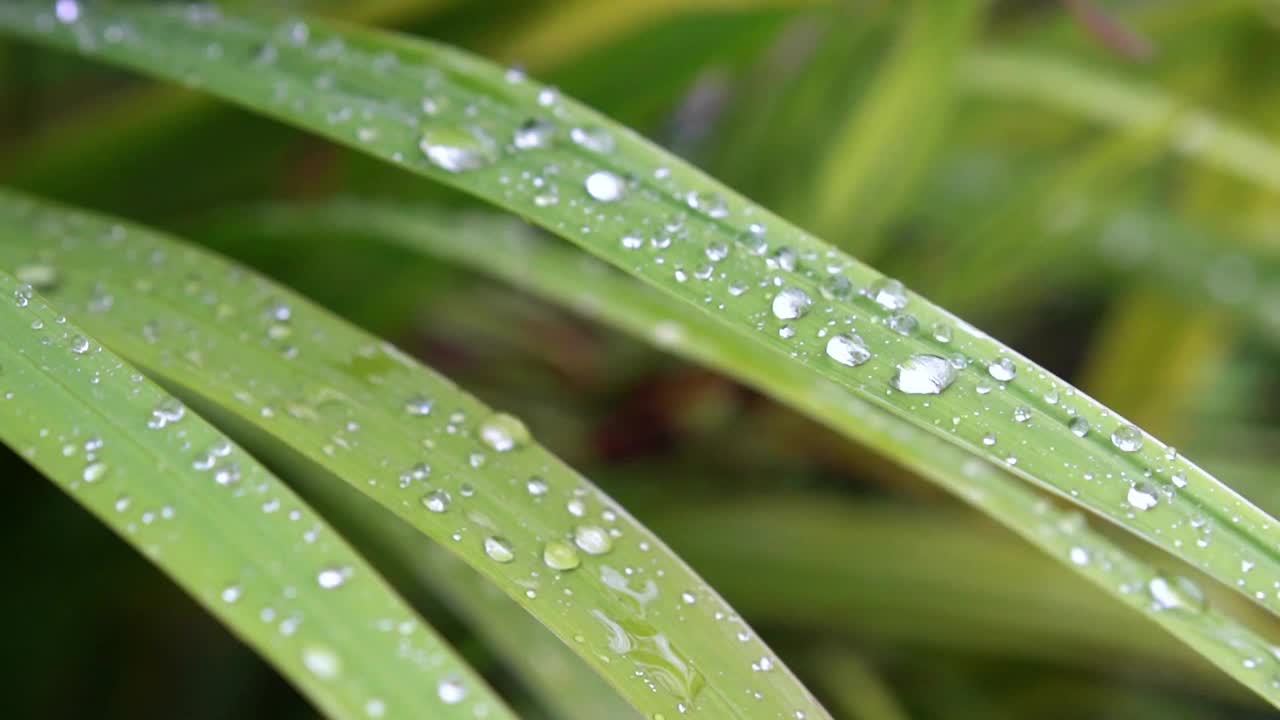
[317, 566, 349, 589]
[987, 358, 1017, 382]
[513, 119, 555, 151]
[70, 335, 91, 355]
[419, 127, 495, 172]
[484, 536, 515, 563]
[478, 412, 530, 452]
[825, 333, 871, 367]
[891, 355, 957, 395]
[1069, 417, 1090, 438]
[221, 584, 242, 603]
[1111, 424, 1143, 453]
[404, 395, 434, 416]
[422, 489, 451, 513]
[1127, 481, 1159, 511]
[82, 461, 108, 484]
[437, 676, 467, 704]
[543, 540, 581, 571]
[585, 171, 625, 202]
[1013, 406, 1032, 423]
[569, 126, 615, 153]
[574, 525, 613, 555]
[303, 646, 341, 679]
[869, 278, 908, 311]
[1069, 547, 1090, 566]
[771, 287, 811, 320]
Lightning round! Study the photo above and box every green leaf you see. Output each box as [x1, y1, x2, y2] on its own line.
[0, 188, 829, 720]
[0, 267, 516, 720]
[234, 196, 1280, 705]
[812, 0, 986, 251]
[961, 49, 1280, 193]
[2, 0, 1277, 702]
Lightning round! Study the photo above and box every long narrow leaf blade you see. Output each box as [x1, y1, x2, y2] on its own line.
[0, 269, 516, 720]
[242, 197, 1280, 705]
[0, 188, 829, 720]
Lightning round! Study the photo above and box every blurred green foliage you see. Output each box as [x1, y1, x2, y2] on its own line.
[3, 1, 1280, 718]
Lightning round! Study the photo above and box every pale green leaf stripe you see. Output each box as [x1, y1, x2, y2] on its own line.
[0, 189, 828, 720]
[961, 50, 1280, 194]
[814, 0, 985, 250]
[242, 198, 1280, 705]
[0, 270, 516, 720]
[1, 0, 1275, 633]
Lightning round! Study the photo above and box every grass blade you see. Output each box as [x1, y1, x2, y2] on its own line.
[0, 269, 516, 720]
[812, 0, 985, 251]
[238, 197, 1280, 705]
[0, 188, 829, 720]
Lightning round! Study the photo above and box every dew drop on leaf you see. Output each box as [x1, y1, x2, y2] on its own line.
[484, 536, 515, 563]
[1148, 574, 1207, 613]
[585, 171, 625, 202]
[418, 126, 494, 172]
[1069, 417, 1090, 438]
[543, 540, 581, 571]
[1111, 424, 1143, 453]
[478, 412, 530, 452]
[437, 676, 467, 704]
[890, 354, 957, 395]
[868, 278, 908, 311]
[771, 287, 811, 321]
[573, 525, 613, 555]
[421, 489, 451, 513]
[825, 333, 871, 367]
[1127, 481, 1159, 511]
[987, 357, 1017, 382]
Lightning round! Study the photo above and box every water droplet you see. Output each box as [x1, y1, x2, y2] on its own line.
[215, 581, 243, 604]
[574, 525, 613, 555]
[1148, 573, 1207, 613]
[437, 676, 467, 704]
[303, 646, 342, 679]
[317, 566, 349, 589]
[869, 278, 908, 311]
[1069, 417, 1090, 438]
[1013, 406, 1032, 423]
[419, 127, 495, 172]
[1110, 423, 1145, 454]
[585, 171, 625, 202]
[82, 461, 108, 484]
[705, 242, 730, 263]
[931, 323, 953, 343]
[513, 118, 556, 150]
[526, 476, 549, 496]
[55, 0, 81, 24]
[887, 312, 917, 336]
[1069, 547, 1090, 566]
[890, 355, 957, 395]
[70, 335, 91, 355]
[570, 126, 615, 153]
[987, 358, 1017, 382]
[422, 489, 451, 513]
[685, 191, 728, 218]
[1127, 481, 1159, 511]
[404, 395, 434, 416]
[819, 274, 852, 301]
[484, 536, 515, 563]
[478, 412, 530, 452]
[771, 287, 811, 320]
[147, 398, 186, 429]
[825, 333, 871, 367]
[543, 540, 581, 570]
[1171, 471, 1187, 488]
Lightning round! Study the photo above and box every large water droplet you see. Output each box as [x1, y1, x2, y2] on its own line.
[484, 536, 515, 563]
[478, 412, 530, 452]
[825, 333, 871, 367]
[771, 288, 811, 320]
[890, 355, 957, 395]
[419, 127, 495, 173]
[1111, 424, 1143, 453]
